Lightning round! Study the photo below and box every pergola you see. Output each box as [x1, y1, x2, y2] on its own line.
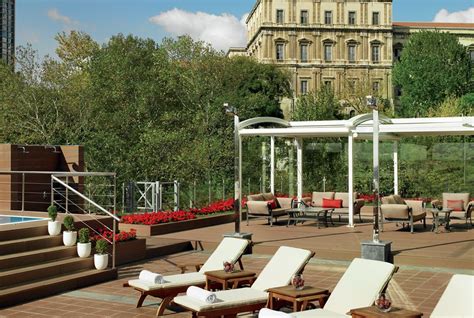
[235, 115, 474, 227]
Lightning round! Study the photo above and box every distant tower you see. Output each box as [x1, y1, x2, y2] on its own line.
[0, 0, 15, 65]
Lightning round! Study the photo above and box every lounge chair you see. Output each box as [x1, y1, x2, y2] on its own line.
[264, 258, 396, 317]
[430, 274, 474, 317]
[432, 193, 473, 228]
[381, 195, 426, 233]
[124, 237, 250, 316]
[173, 246, 314, 317]
[246, 193, 294, 226]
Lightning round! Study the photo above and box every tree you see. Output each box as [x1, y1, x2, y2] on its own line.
[393, 31, 472, 117]
[291, 87, 340, 121]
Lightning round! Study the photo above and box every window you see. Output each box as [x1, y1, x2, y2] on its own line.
[300, 80, 308, 95]
[372, 12, 380, 25]
[371, 45, 380, 63]
[276, 10, 284, 24]
[348, 44, 356, 62]
[470, 50, 474, 62]
[373, 81, 380, 93]
[348, 80, 356, 93]
[394, 45, 403, 61]
[324, 11, 332, 25]
[276, 43, 284, 61]
[324, 81, 332, 90]
[300, 10, 309, 25]
[300, 43, 308, 62]
[348, 11, 356, 25]
[324, 44, 332, 61]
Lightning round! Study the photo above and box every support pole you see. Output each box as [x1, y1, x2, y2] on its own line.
[372, 108, 380, 242]
[270, 136, 275, 194]
[393, 141, 399, 195]
[348, 134, 354, 227]
[296, 138, 303, 201]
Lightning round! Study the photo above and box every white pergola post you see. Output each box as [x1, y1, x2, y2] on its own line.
[296, 138, 303, 201]
[348, 133, 354, 227]
[270, 136, 275, 194]
[393, 141, 399, 195]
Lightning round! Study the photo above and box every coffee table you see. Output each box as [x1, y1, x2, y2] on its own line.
[267, 285, 329, 311]
[430, 208, 452, 233]
[204, 270, 256, 290]
[349, 306, 423, 317]
[286, 207, 334, 228]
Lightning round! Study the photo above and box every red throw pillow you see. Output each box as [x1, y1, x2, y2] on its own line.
[267, 200, 278, 209]
[322, 198, 343, 209]
[447, 200, 464, 211]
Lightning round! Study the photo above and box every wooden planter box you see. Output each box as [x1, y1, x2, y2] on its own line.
[119, 212, 241, 237]
[107, 238, 146, 266]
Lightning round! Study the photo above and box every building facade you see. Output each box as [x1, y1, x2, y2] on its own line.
[231, 0, 474, 116]
[0, 0, 15, 65]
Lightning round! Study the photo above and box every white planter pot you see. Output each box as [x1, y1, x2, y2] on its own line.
[77, 242, 92, 258]
[48, 220, 61, 236]
[63, 231, 77, 246]
[94, 254, 108, 270]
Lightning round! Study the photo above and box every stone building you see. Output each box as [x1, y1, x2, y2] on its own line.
[0, 0, 14, 65]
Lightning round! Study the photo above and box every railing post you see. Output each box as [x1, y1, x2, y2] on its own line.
[21, 173, 25, 211]
[65, 177, 69, 213]
[112, 174, 116, 269]
[51, 175, 54, 205]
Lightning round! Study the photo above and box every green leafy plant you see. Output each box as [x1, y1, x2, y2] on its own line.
[95, 239, 108, 255]
[78, 228, 90, 244]
[63, 215, 75, 232]
[47, 204, 58, 222]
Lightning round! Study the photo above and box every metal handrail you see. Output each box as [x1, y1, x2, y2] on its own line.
[51, 176, 120, 222]
[0, 171, 116, 176]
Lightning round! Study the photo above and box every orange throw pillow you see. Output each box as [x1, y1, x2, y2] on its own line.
[447, 200, 464, 211]
[322, 198, 343, 208]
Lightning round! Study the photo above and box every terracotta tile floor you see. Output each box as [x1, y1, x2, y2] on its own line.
[0, 249, 471, 318]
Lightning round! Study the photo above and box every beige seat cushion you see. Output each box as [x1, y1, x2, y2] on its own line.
[262, 193, 276, 201]
[312, 192, 335, 207]
[381, 195, 396, 204]
[431, 274, 474, 317]
[392, 195, 405, 205]
[199, 237, 249, 273]
[381, 204, 409, 219]
[128, 272, 205, 291]
[443, 193, 469, 211]
[292, 309, 346, 317]
[334, 193, 350, 208]
[248, 194, 265, 201]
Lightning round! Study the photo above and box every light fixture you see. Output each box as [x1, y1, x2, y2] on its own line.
[44, 145, 61, 153]
[17, 146, 29, 154]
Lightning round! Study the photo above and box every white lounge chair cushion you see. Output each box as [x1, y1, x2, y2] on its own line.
[292, 309, 346, 317]
[128, 272, 205, 291]
[199, 237, 249, 273]
[431, 274, 474, 317]
[259, 308, 294, 318]
[174, 287, 268, 311]
[251, 246, 313, 291]
[323, 258, 395, 315]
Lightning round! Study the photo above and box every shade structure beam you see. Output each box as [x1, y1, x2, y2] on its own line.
[296, 138, 303, 201]
[348, 133, 354, 227]
[270, 136, 275, 194]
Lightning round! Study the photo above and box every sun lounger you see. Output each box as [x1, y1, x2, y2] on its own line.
[124, 237, 250, 316]
[430, 274, 474, 317]
[173, 246, 314, 317]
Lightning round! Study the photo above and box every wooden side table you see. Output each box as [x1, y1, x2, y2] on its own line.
[267, 285, 329, 312]
[349, 306, 423, 318]
[204, 270, 256, 290]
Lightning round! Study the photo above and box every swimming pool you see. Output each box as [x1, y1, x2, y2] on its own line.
[0, 215, 49, 225]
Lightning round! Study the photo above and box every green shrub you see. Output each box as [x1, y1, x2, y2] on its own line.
[95, 239, 108, 254]
[47, 205, 58, 222]
[63, 215, 75, 231]
[78, 228, 90, 244]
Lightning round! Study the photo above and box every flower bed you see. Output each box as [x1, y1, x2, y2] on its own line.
[190, 198, 234, 215]
[90, 227, 137, 243]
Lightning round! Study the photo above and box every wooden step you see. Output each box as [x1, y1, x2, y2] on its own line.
[0, 268, 117, 308]
[0, 257, 93, 287]
[0, 245, 77, 270]
[0, 235, 63, 255]
[0, 225, 48, 241]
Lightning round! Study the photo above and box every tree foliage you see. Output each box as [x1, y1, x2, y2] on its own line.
[393, 31, 472, 117]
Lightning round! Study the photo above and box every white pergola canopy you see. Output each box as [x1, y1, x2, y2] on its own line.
[236, 115, 474, 227]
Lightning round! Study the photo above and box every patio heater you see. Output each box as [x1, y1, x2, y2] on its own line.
[361, 96, 392, 263]
[223, 103, 253, 250]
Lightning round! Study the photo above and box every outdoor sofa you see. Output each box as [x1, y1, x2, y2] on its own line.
[381, 194, 426, 233]
[431, 193, 473, 228]
[124, 237, 250, 316]
[302, 191, 365, 223]
[430, 274, 473, 317]
[259, 258, 397, 317]
[246, 193, 294, 226]
[173, 246, 314, 317]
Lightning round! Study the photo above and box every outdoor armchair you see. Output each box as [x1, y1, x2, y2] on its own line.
[430, 274, 474, 317]
[124, 237, 250, 316]
[302, 192, 365, 223]
[431, 193, 473, 227]
[246, 193, 294, 226]
[173, 246, 315, 317]
[381, 195, 426, 233]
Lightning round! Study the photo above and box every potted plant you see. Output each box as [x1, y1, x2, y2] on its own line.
[94, 239, 109, 270]
[62, 215, 77, 246]
[77, 227, 91, 258]
[47, 204, 61, 236]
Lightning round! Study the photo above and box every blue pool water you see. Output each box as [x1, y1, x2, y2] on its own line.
[0, 215, 48, 225]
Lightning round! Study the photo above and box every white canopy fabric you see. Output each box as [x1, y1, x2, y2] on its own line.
[236, 115, 474, 227]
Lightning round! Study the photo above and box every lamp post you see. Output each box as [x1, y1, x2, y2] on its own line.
[224, 103, 241, 234]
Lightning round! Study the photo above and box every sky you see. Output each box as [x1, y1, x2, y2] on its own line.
[16, 0, 474, 59]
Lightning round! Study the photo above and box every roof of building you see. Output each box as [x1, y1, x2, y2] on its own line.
[393, 22, 474, 29]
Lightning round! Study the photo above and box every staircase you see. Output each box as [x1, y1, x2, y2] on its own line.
[0, 225, 117, 308]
